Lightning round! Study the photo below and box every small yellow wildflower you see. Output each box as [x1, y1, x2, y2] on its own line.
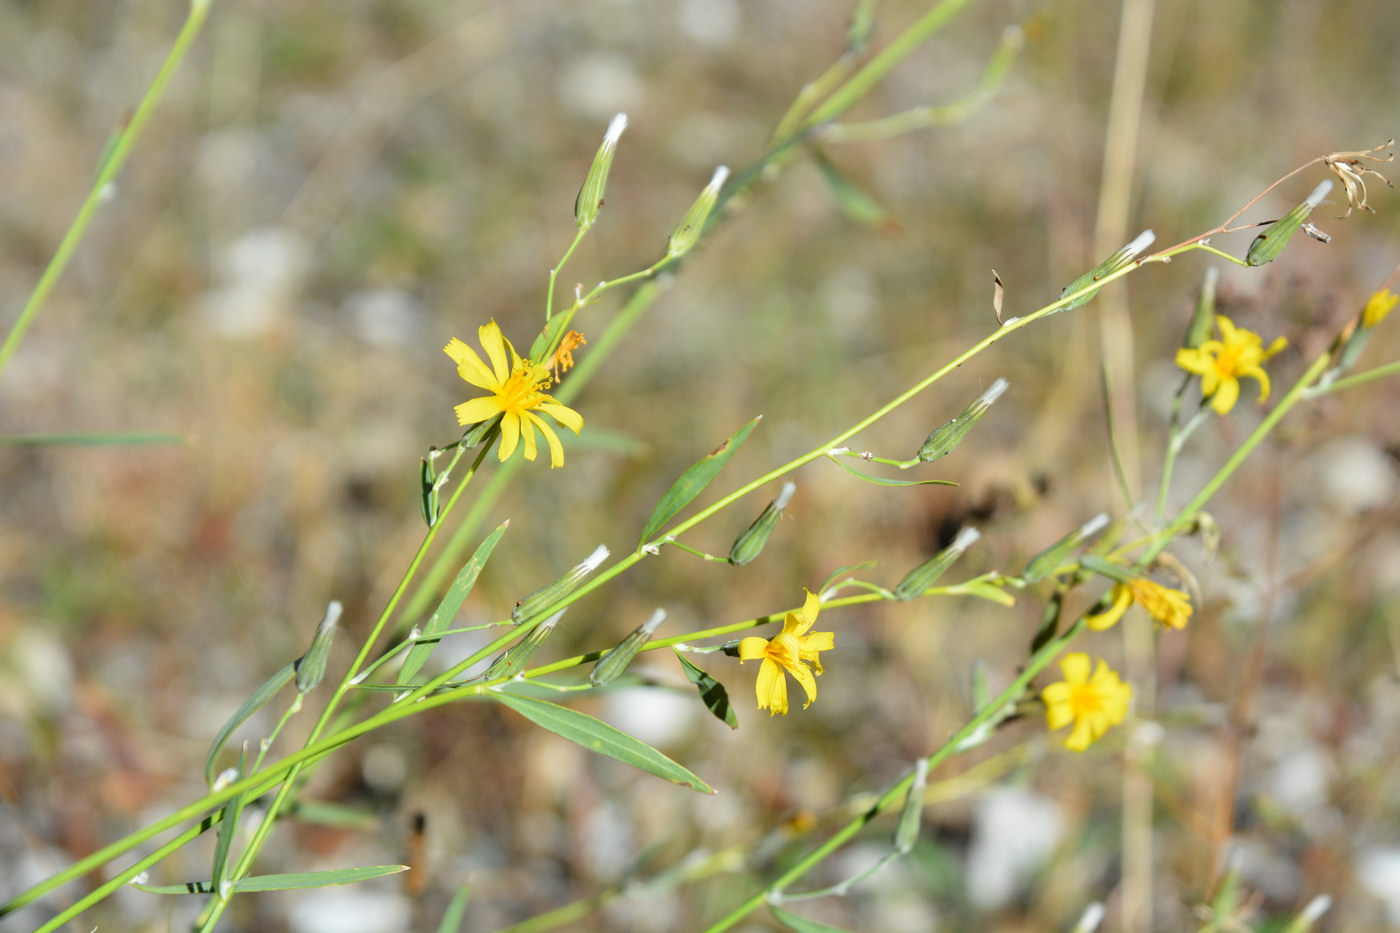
[1362, 288, 1398, 328]
[738, 590, 835, 716]
[444, 321, 583, 467]
[1042, 653, 1133, 752]
[1085, 577, 1193, 631]
[1175, 315, 1286, 415]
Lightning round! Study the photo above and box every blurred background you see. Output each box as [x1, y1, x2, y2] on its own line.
[2, 0, 1400, 930]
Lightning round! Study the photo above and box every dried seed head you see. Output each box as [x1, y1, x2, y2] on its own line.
[1324, 139, 1394, 218]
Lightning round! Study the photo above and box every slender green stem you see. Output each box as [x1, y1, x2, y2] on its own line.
[0, 0, 217, 378]
[1310, 357, 1400, 395]
[1193, 244, 1250, 266]
[1152, 377, 1195, 526]
[546, 228, 588, 322]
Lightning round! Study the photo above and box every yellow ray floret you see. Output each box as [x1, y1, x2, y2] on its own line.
[1174, 315, 1286, 415]
[443, 321, 583, 468]
[738, 589, 836, 716]
[1042, 653, 1133, 752]
[1085, 577, 1193, 631]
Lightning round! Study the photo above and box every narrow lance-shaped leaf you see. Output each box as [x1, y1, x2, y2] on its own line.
[639, 416, 761, 546]
[810, 148, 896, 230]
[397, 521, 509, 686]
[674, 651, 738, 729]
[132, 865, 408, 895]
[204, 661, 296, 788]
[770, 906, 858, 933]
[210, 750, 248, 897]
[436, 883, 472, 933]
[827, 454, 957, 487]
[492, 692, 715, 794]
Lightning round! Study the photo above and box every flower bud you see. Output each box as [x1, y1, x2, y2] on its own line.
[589, 609, 667, 686]
[513, 544, 609, 623]
[1246, 180, 1331, 267]
[667, 166, 729, 259]
[1184, 267, 1217, 349]
[575, 113, 627, 231]
[1058, 230, 1155, 312]
[295, 601, 342, 693]
[916, 379, 1008, 463]
[483, 610, 565, 681]
[892, 526, 980, 600]
[728, 482, 796, 566]
[1022, 513, 1107, 583]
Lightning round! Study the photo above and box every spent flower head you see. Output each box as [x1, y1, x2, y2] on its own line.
[1085, 577, 1193, 631]
[738, 589, 835, 716]
[1042, 653, 1132, 752]
[1174, 315, 1286, 415]
[1324, 139, 1394, 218]
[445, 321, 583, 467]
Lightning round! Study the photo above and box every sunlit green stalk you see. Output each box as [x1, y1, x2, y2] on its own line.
[0, 0, 218, 378]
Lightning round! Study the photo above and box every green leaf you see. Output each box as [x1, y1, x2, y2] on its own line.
[436, 883, 471, 933]
[285, 800, 379, 832]
[0, 431, 187, 446]
[204, 661, 296, 788]
[674, 651, 738, 729]
[827, 456, 957, 487]
[493, 692, 715, 794]
[810, 148, 896, 230]
[817, 560, 879, 594]
[770, 905, 857, 932]
[639, 416, 761, 546]
[210, 752, 247, 894]
[397, 521, 509, 686]
[132, 865, 408, 895]
[528, 314, 572, 361]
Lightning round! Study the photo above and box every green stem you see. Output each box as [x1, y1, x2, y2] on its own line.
[546, 228, 588, 322]
[0, 0, 217, 378]
[1310, 357, 1400, 395]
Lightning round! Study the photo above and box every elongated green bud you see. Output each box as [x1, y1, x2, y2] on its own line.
[1022, 513, 1107, 583]
[892, 526, 980, 600]
[667, 166, 729, 259]
[1184, 267, 1218, 349]
[728, 482, 796, 566]
[575, 113, 627, 231]
[589, 609, 667, 687]
[1058, 230, 1155, 313]
[916, 379, 1008, 463]
[483, 610, 565, 681]
[513, 544, 609, 623]
[420, 456, 439, 528]
[1246, 180, 1331, 267]
[295, 601, 342, 693]
[894, 758, 928, 854]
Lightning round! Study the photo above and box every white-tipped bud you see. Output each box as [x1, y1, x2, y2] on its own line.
[1072, 902, 1106, 933]
[773, 481, 797, 510]
[513, 545, 609, 622]
[575, 114, 628, 230]
[1023, 513, 1110, 583]
[590, 607, 668, 687]
[640, 608, 668, 636]
[667, 166, 729, 259]
[1078, 512, 1109, 538]
[484, 610, 567, 681]
[295, 600, 342, 693]
[892, 525, 981, 600]
[212, 767, 239, 792]
[1059, 231, 1156, 313]
[1304, 179, 1333, 208]
[1298, 895, 1332, 926]
[917, 379, 1011, 463]
[1124, 229, 1156, 257]
[728, 482, 796, 566]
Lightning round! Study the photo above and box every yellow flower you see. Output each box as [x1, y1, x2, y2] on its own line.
[1042, 653, 1132, 752]
[1362, 288, 1398, 328]
[1174, 315, 1287, 415]
[1085, 578, 1193, 631]
[738, 590, 836, 716]
[444, 321, 583, 467]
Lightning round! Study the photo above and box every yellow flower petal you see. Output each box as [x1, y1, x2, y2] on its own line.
[455, 396, 502, 426]
[1210, 376, 1240, 414]
[538, 402, 583, 434]
[785, 658, 818, 708]
[1084, 583, 1133, 631]
[738, 637, 770, 661]
[1060, 652, 1091, 685]
[478, 320, 510, 384]
[756, 658, 788, 715]
[525, 411, 566, 468]
[498, 412, 521, 461]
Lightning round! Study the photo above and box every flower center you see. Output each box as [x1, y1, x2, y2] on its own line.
[767, 632, 802, 668]
[497, 362, 550, 414]
[1068, 683, 1106, 717]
